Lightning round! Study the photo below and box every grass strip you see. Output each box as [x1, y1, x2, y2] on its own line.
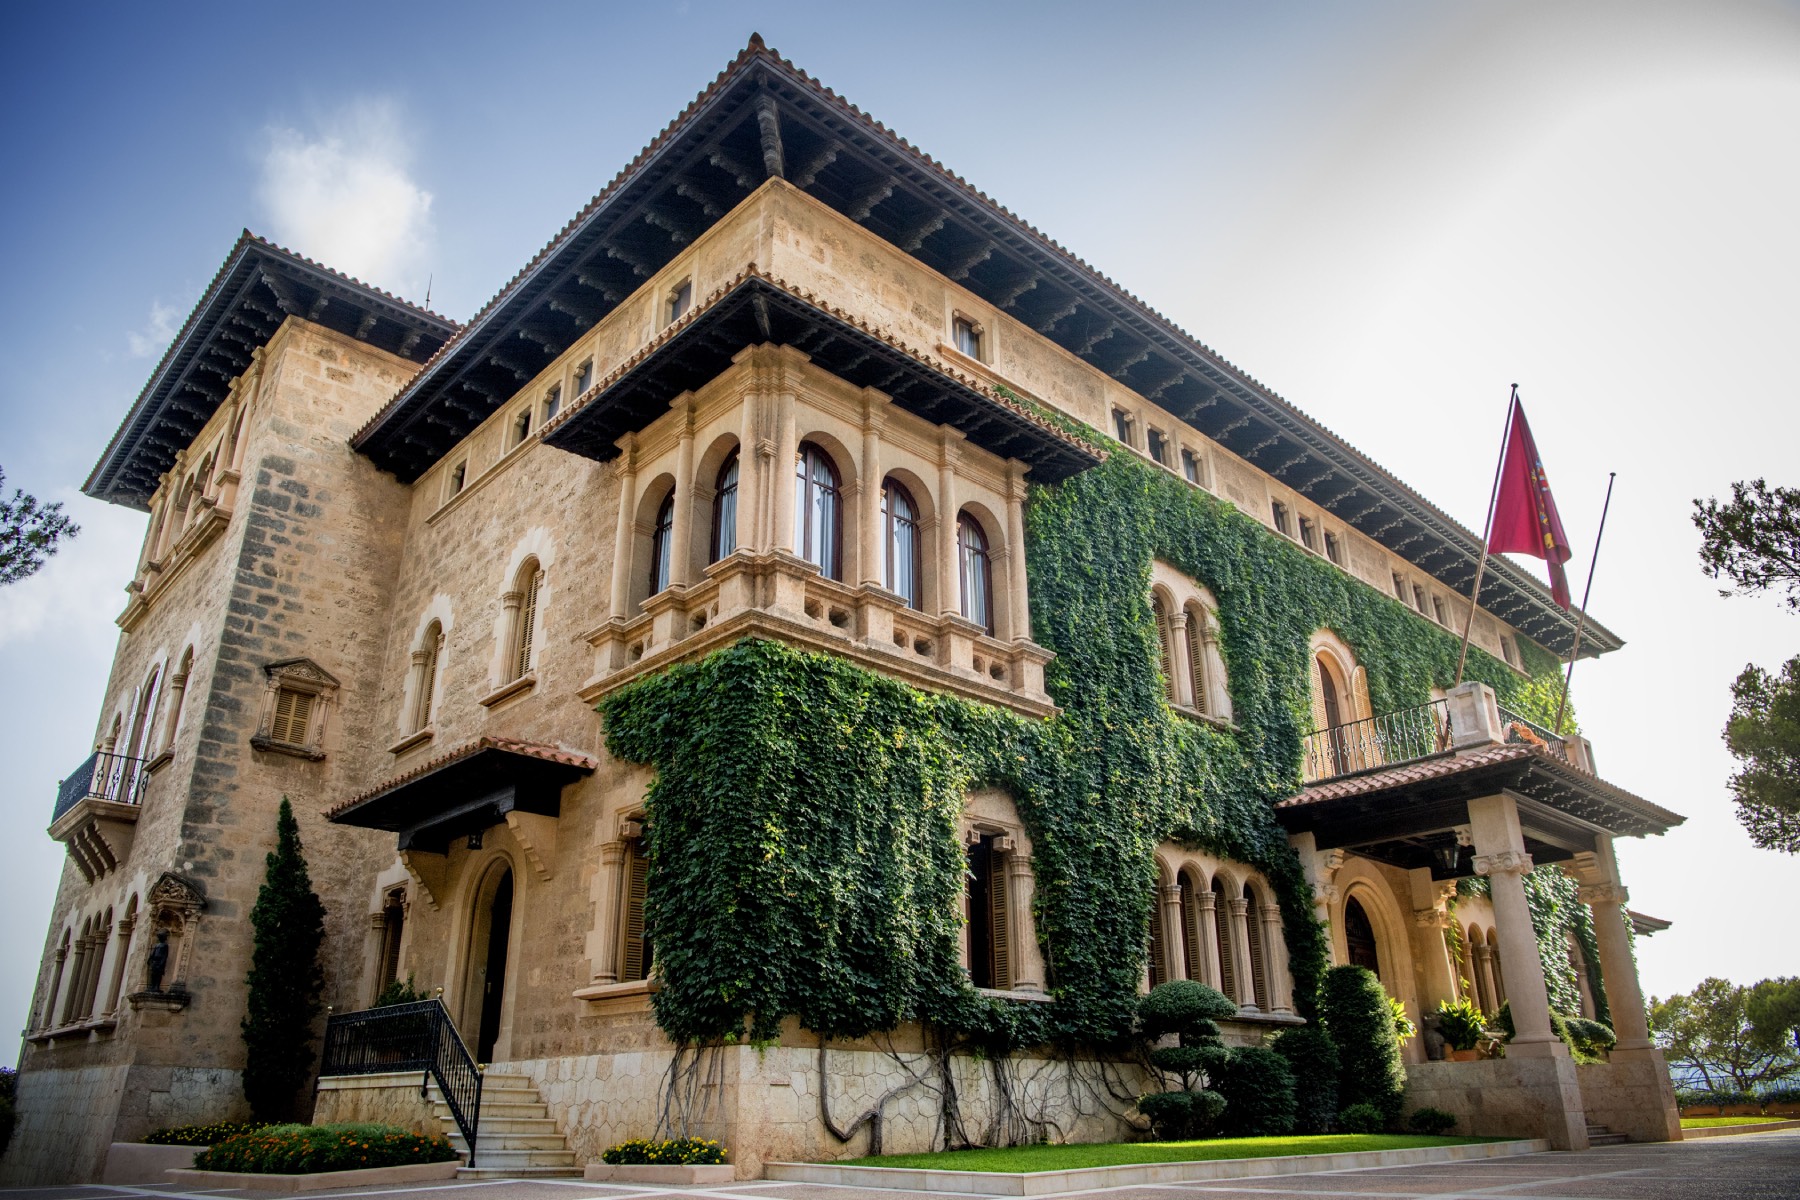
[842, 1134, 1506, 1172]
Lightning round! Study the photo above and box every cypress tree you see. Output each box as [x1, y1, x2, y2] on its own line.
[241, 797, 326, 1121]
[1319, 964, 1406, 1124]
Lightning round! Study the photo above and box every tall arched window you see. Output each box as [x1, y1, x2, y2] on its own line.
[377, 888, 407, 998]
[958, 512, 994, 635]
[508, 559, 542, 682]
[1151, 594, 1177, 702]
[1184, 603, 1211, 715]
[1212, 877, 1237, 1002]
[794, 443, 841, 579]
[1179, 871, 1205, 985]
[648, 493, 675, 596]
[1242, 882, 1270, 1011]
[1344, 895, 1380, 977]
[1148, 883, 1169, 988]
[710, 452, 739, 563]
[157, 646, 194, 758]
[882, 478, 921, 608]
[410, 621, 443, 733]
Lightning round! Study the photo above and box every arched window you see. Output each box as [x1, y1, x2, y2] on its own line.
[794, 443, 841, 579]
[157, 646, 194, 758]
[127, 668, 161, 762]
[1179, 871, 1205, 986]
[958, 512, 994, 635]
[882, 478, 921, 608]
[710, 452, 739, 563]
[376, 888, 407, 999]
[410, 622, 443, 733]
[620, 835, 653, 982]
[1211, 877, 1237, 1003]
[1344, 895, 1380, 977]
[966, 832, 1012, 990]
[648, 493, 675, 596]
[1184, 603, 1211, 714]
[1151, 594, 1177, 702]
[1317, 656, 1350, 774]
[1242, 882, 1270, 1011]
[508, 559, 542, 683]
[1148, 881, 1168, 988]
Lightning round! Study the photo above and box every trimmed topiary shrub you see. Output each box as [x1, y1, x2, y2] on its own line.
[1271, 1025, 1339, 1134]
[1406, 1107, 1457, 1135]
[241, 800, 326, 1122]
[194, 1123, 455, 1174]
[1319, 966, 1405, 1123]
[601, 1137, 728, 1165]
[1214, 1045, 1297, 1137]
[1337, 1103, 1386, 1134]
[1136, 980, 1237, 1140]
[144, 1121, 274, 1146]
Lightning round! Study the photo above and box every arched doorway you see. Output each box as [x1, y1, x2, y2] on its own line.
[1344, 895, 1380, 978]
[463, 864, 514, 1063]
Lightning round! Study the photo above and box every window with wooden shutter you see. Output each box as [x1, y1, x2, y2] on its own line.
[269, 688, 313, 745]
[512, 565, 541, 682]
[1243, 884, 1269, 1010]
[620, 841, 652, 982]
[414, 625, 441, 732]
[1185, 605, 1209, 714]
[1212, 879, 1237, 1002]
[1148, 888, 1167, 988]
[1180, 875, 1203, 983]
[988, 845, 1012, 991]
[1151, 596, 1176, 703]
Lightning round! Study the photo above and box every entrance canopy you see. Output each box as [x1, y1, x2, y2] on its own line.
[327, 736, 596, 854]
[1276, 742, 1682, 880]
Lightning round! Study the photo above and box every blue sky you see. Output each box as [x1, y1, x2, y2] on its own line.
[2, 1, 1797, 1062]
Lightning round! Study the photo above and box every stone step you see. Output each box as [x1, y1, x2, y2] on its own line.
[457, 1165, 584, 1179]
[1585, 1123, 1629, 1146]
[458, 1148, 579, 1168]
[456, 1117, 560, 1136]
[434, 1099, 550, 1120]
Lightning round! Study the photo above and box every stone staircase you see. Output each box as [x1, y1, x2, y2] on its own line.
[431, 1071, 580, 1177]
[1586, 1122, 1629, 1147]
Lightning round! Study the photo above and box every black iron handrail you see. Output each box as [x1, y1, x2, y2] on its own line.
[1496, 704, 1561, 748]
[52, 751, 150, 823]
[320, 999, 483, 1165]
[1302, 699, 1452, 783]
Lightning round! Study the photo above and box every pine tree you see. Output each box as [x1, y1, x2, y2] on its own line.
[241, 797, 326, 1121]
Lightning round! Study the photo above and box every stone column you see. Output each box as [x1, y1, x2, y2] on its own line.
[1472, 942, 1498, 1015]
[588, 840, 628, 985]
[40, 945, 68, 1030]
[157, 668, 189, 756]
[1005, 853, 1043, 992]
[1159, 882, 1186, 981]
[1574, 853, 1652, 1052]
[1467, 795, 1560, 1052]
[772, 383, 798, 555]
[860, 396, 886, 589]
[1292, 833, 1343, 957]
[1260, 901, 1294, 1013]
[1409, 869, 1459, 1014]
[1195, 887, 1223, 989]
[608, 436, 639, 619]
[937, 432, 961, 619]
[1227, 896, 1257, 1009]
[737, 381, 766, 554]
[1169, 610, 1196, 709]
[668, 398, 696, 588]
[1004, 463, 1031, 642]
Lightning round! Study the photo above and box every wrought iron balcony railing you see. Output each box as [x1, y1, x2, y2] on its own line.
[52, 752, 150, 824]
[1497, 704, 1561, 748]
[1302, 699, 1452, 784]
[320, 999, 483, 1165]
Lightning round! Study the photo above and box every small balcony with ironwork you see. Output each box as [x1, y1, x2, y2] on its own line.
[49, 752, 149, 882]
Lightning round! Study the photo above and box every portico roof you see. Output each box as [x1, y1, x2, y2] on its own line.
[541, 267, 1105, 482]
[326, 736, 596, 854]
[1277, 742, 1683, 875]
[346, 35, 1614, 660]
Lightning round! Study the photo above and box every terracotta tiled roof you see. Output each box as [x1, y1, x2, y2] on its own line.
[327, 736, 597, 819]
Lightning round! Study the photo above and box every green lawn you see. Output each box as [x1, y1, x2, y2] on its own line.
[1680, 1116, 1785, 1128]
[841, 1134, 1506, 1172]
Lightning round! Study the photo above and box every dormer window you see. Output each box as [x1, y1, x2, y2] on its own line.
[1147, 428, 1170, 466]
[1181, 448, 1203, 485]
[953, 315, 983, 360]
[668, 278, 693, 324]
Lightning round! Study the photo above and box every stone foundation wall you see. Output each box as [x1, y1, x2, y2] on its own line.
[1, 1063, 132, 1186]
[1576, 1050, 1680, 1142]
[313, 1072, 441, 1136]
[1404, 1055, 1587, 1150]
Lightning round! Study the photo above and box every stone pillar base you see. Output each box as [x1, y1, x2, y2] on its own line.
[1406, 1058, 1589, 1150]
[1576, 1048, 1681, 1143]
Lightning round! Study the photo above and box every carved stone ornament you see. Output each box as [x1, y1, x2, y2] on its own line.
[1473, 850, 1533, 877]
[1576, 882, 1629, 907]
[147, 871, 206, 916]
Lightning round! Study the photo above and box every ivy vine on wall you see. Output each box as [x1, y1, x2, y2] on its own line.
[599, 439, 1587, 1058]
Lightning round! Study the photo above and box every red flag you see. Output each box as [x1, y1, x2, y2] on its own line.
[1487, 396, 1573, 608]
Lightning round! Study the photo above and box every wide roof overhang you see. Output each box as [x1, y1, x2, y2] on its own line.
[87, 233, 457, 510]
[349, 35, 1616, 658]
[541, 269, 1104, 481]
[1276, 743, 1682, 879]
[325, 737, 595, 855]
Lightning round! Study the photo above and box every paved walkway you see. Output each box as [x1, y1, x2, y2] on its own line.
[5, 1130, 1798, 1200]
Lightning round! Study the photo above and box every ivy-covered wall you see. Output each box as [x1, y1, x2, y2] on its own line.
[600, 443, 1598, 1055]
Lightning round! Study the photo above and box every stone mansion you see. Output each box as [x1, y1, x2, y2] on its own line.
[8, 37, 1683, 1184]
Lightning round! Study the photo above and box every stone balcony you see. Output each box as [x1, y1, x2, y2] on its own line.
[579, 549, 1056, 717]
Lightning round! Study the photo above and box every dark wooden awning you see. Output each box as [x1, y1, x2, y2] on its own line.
[540, 269, 1103, 482]
[326, 737, 596, 854]
[1276, 743, 1682, 878]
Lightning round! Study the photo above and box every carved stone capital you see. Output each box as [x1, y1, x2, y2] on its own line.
[1473, 850, 1533, 877]
[1414, 907, 1451, 929]
[1577, 882, 1629, 907]
[1453, 825, 1474, 848]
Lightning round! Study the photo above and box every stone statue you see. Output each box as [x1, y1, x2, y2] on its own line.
[1421, 1012, 1447, 1061]
[146, 931, 170, 992]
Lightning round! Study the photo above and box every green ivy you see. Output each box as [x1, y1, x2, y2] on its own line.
[599, 444, 1569, 1055]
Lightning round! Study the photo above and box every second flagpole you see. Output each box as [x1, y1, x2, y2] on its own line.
[1455, 385, 1519, 687]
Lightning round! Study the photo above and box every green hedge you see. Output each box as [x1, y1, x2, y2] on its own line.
[194, 1123, 456, 1174]
[144, 1121, 273, 1147]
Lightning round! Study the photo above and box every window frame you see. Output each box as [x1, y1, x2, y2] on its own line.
[958, 511, 995, 636]
[648, 492, 676, 597]
[667, 278, 693, 325]
[793, 442, 843, 581]
[1180, 447, 1203, 486]
[881, 477, 922, 609]
[951, 314, 984, 361]
[1146, 427, 1170, 467]
[710, 451, 740, 564]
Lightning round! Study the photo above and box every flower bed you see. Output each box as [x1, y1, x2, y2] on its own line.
[601, 1136, 727, 1165]
[194, 1123, 456, 1174]
[143, 1120, 273, 1146]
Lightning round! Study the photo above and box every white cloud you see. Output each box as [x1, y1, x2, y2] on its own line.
[125, 300, 180, 359]
[257, 98, 434, 297]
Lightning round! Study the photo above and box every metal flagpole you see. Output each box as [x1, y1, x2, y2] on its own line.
[1553, 472, 1616, 737]
[1455, 386, 1519, 687]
